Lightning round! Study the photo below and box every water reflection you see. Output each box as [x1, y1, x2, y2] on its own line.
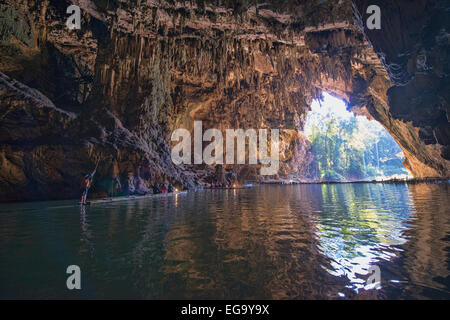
[315, 184, 414, 291]
[382, 183, 450, 299]
[0, 183, 449, 299]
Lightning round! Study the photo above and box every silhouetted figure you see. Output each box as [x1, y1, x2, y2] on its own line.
[80, 159, 100, 204]
[152, 184, 161, 194]
[80, 171, 95, 204]
[110, 176, 121, 197]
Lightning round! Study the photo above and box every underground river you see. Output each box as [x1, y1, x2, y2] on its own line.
[0, 183, 449, 299]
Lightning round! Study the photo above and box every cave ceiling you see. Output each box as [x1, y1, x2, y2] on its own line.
[0, 0, 448, 201]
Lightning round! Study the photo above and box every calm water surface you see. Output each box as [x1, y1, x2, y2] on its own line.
[0, 183, 449, 299]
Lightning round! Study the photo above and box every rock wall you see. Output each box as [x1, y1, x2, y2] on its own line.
[353, 0, 450, 177]
[0, 0, 448, 201]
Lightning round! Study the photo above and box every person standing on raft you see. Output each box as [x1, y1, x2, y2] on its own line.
[80, 160, 99, 205]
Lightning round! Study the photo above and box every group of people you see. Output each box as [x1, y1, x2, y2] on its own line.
[152, 182, 175, 194]
[205, 172, 238, 189]
[206, 182, 231, 188]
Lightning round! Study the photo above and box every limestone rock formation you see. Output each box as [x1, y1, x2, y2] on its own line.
[353, 0, 449, 177]
[0, 0, 448, 201]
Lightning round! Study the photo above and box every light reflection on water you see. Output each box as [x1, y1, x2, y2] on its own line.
[0, 183, 449, 299]
[315, 184, 414, 292]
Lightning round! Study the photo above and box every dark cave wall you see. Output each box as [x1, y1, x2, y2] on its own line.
[353, 0, 450, 177]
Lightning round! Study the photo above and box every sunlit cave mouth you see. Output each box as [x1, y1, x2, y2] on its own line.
[303, 93, 411, 182]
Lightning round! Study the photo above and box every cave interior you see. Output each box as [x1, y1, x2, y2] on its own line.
[0, 0, 448, 201]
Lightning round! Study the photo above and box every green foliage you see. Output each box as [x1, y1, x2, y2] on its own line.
[321, 170, 345, 182]
[306, 102, 409, 181]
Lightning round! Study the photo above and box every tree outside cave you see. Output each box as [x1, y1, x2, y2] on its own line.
[304, 93, 410, 182]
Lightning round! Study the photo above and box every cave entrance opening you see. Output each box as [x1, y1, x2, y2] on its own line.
[303, 92, 410, 182]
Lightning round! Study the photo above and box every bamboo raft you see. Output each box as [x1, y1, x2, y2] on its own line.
[204, 184, 253, 190]
[80, 191, 187, 205]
